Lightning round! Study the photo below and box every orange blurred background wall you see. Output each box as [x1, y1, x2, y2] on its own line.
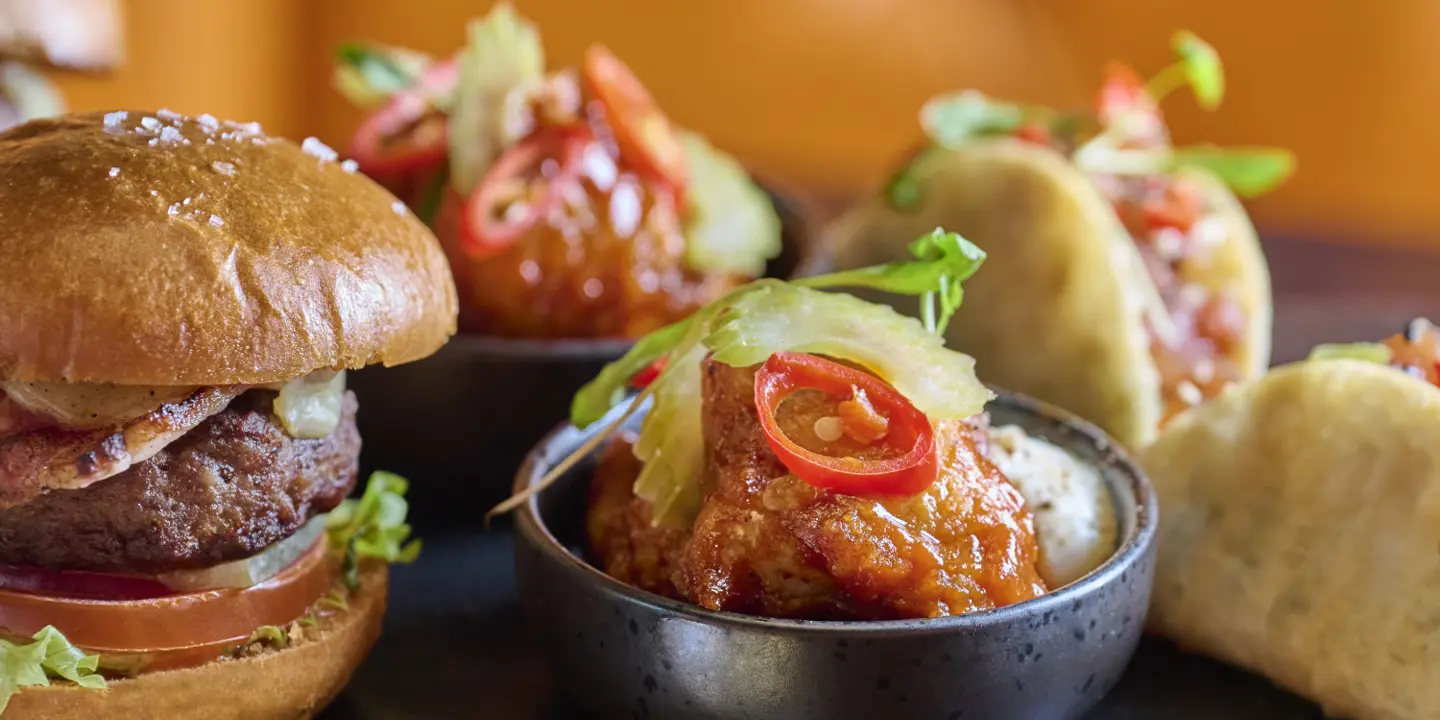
[53, 0, 1440, 246]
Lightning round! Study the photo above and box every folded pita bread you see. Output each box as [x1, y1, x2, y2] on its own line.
[1142, 358, 1440, 719]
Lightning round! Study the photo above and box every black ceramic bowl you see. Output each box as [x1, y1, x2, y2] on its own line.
[349, 186, 823, 529]
[513, 391, 1158, 719]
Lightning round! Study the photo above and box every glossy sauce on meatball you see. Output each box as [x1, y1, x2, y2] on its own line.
[587, 358, 1047, 620]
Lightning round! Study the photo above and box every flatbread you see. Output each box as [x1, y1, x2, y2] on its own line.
[828, 138, 1271, 448]
[1142, 359, 1440, 719]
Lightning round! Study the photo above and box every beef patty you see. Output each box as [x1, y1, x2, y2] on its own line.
[0, 390, 361, 574]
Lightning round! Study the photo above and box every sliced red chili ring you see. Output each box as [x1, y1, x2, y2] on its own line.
[459, 126, 590, 260]
[349, 59, 458, 178]
[1013, 121, 1052, 146]
[629, 357, 668, 389]
[581, 44, 688, 206]
[753, 352, 938, 496]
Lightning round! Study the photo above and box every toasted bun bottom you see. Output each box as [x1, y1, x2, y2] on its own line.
[1142, 361, 1440, 719]
[6, 563, 388, 720]
[828, 139, 1272, 448]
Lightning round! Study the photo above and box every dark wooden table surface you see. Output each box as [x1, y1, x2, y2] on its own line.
[322, 237, 1440, 719]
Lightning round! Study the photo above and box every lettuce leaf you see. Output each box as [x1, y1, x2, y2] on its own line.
[332, 43, 434, 109]
[0, 626, 104, 712]
[448, 3, 545, 195]
[706, 286, 992, 418]
[570, 228, 985, 431]
[327, 471, 421, 588]
[679, 130, 782, 276]
[919, 90, 1025, 149]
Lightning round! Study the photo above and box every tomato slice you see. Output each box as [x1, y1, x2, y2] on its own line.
[1143, 180, 1204, 233]
[459, 126, 589, 260]
[753, 353, 938, 496]
[1096, 62, 1148, 121]
[0, 539, 334, 673]
[581, 44, 688, 202]
[349, 59, 458, 178]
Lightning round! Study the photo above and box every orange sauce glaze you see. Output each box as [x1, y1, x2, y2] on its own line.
[432, 105, 742, 338]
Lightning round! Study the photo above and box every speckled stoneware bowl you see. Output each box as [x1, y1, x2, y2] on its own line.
[513, 390, 1158, 719]
[349, 185, 824, 528]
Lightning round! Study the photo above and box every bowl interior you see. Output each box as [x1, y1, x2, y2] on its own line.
[515, 390, 1157, 632]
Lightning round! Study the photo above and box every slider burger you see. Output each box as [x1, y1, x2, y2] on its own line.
[0, 109, 457, 717]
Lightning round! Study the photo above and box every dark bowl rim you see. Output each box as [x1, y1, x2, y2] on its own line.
[441, 179, 828, 360]
[512, 387, 1158, 635]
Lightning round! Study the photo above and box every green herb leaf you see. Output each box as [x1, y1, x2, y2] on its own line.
[332, 43, 432, 108]
[919, 91, 1025, 149]
[795, 228, 986, 334]
[0, 626, 104, 712]
[1171, 146, 1296, 197]
[327, 471, 421, 581]
[245, 625, 291, 650]
[884, 168, 923, 211]
[1308, 342, 1393, 364]
[1171, 30, 1224, 110]
[570, 317, 695, 429]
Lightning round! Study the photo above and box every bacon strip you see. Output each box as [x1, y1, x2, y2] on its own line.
[0, 386, 245, 508]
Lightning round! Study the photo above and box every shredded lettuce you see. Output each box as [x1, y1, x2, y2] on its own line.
[571, 228, 985, 430]
[0, 626, 104, 712]
[332, 44, 434, 108]
[679, 130, 782, 276]
[448, 3, 545, 195]
[327, 471, 421, 588]
[630, 342, 709, 525]
[1308, 342, 1393, 365]
[707, 286, 992, 417]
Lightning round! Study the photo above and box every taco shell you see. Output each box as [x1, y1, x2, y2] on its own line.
[829, 138, 1271, 448]
[1142, 359, 1440, 719]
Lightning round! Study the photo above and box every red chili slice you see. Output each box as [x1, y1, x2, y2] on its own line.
[753, 352, 938, 496]
[1013, 121, 1052, 146]
[629, 357, 668, 389]
[459, 126, 589, 260]
[581, 44, 688, 205]
[349, 60, 458, 178]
